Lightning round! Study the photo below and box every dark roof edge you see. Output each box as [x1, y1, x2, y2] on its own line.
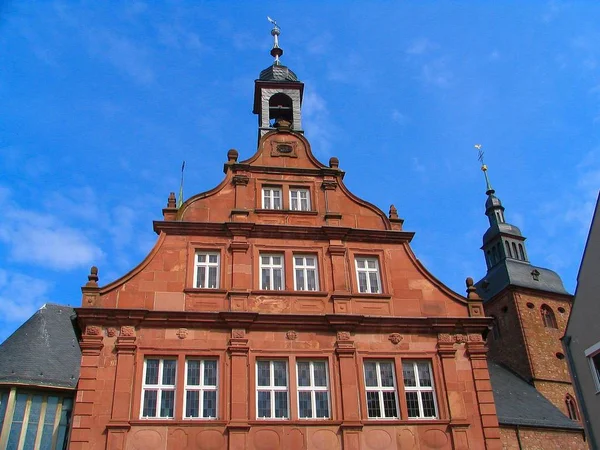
[498, 418, 583, 431]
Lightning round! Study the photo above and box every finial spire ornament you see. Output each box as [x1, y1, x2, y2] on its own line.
[476, 144, 494, 195]
[267, 16, 283, 66]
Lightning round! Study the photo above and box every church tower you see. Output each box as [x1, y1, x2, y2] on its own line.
[474, 156, 579, 419]
[253, 20, 304, 140]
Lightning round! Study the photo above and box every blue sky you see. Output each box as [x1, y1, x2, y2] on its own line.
[0, 1, 598, 342]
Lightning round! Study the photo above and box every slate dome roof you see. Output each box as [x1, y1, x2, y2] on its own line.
[259, 64, 299, 82]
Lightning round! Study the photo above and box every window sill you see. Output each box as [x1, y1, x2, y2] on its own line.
[347, 293, 392, 300]
[363, 418, 447, 425]
[249, 419, 342, 426]
[184, 288, 227, 295]
[129, 419, 228, 426]
[255, 209, 318, 216]
[251, 290, 329, 297]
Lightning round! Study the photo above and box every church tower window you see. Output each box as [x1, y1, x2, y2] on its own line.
[541, 305, 558, 329]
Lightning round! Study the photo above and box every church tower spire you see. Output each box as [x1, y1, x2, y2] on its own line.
[253, 18, 304, 141]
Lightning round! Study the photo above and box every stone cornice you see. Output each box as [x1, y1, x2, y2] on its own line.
[75, 308, 491, 335]
[153, 221, 414, 244]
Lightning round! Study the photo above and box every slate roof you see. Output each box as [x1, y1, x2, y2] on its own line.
[489, 361, 582, 430]
[476, 259, 569, 300]
[259, 64, 299, 82]
[0, 303, 81, 389]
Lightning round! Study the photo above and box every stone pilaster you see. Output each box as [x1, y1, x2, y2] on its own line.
[227, 329, 250, 450]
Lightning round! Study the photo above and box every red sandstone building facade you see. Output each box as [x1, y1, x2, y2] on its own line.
[70, 27, 500, 450]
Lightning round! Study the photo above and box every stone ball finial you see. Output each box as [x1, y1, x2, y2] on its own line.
[86, 266, 99, 287]
[167, 192, 176, 208]
[389, 204, 398, 219]
[329, 157, 339, 169]
[227, 149, 239, 163]
[466, 277, 480, 299]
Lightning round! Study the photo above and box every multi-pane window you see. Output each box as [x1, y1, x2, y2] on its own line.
[260, 254, 284, 290]
[297, 360, 330, 419]
[185, 359, 218, 419]
[142, 358, 177, 418]
[402, 361, 438, 419]
[290, 188, 310, 211]
[364, 361, 399, 418]
[293, 255, 319, 291]
[194, 252, 220, 289]
[262, 187, 282, 210]
[0, 390, 72, 450]
[355, 257, 382, 294]
[256, 360, 289, 419]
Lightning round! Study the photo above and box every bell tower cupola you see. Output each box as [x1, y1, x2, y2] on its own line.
[253, 18, 304, 140]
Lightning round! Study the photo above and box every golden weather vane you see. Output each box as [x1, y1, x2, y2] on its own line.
[475, 144, 493, 193]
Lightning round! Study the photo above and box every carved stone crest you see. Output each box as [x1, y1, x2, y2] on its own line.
[286, 330, 298, 341]
[337, 331, 351, 341]
[232, 329, 245, 339]
[388, 333, 403, 345]
[177, 328, 188, 339]
[455, 334, 467, 344]
[468, 333, 483, 342]
[438, 333, 454, 343]
[120, 326, 135, 337]
[85, 325, 101, 336]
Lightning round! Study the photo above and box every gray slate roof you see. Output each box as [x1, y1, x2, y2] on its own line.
[0, 304, 80, 389]
[489, 361, 582, 430]
[476, 259, 569, 300]
[259, 64, 299, 82]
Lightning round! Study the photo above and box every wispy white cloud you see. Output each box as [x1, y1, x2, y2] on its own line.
[391, 109, 408, 126]
[0, 269, 52, 321]
[406, 38, 438, 55]
[302, 88, 334, 157]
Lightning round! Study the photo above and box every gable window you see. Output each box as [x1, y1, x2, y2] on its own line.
[297, 360, 330, 419]
[260, 254, 284, 290]
[290, 188, 310, 211]
[262, 187, 282, 210]
[194, 252, 220, 289]
[293, 255, 319, 291]
[0, 390, 73, 450]
[142, 358, 177, 419]
[541, 305, 558, 329]
[364, 361, 399, 419]
[355, 257, 382, 294]
[256, 360, 289, 419]
[185, 359, 218, 419]
[565, 394, 579, 421]
[402, 361, 438, 419]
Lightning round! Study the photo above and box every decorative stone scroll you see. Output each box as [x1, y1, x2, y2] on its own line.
[232, 329, 246, 339]
[337, 331, 351, 341]
[106, 327, 118, 337]
[85, 325, 102, 336]
[437, 333, 468, 344]
[232, 175, 249, 186]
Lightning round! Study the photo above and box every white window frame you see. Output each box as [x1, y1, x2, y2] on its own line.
[355, 257, 382, 294]
[289, 188, 311, 211]
[296, 360, 330, 419]
[363, 360, 400, 419]
[402, 360, 438, 419]
[256, 360, 289, 419]
[184, 359, 218, 419]
[262, 187, 282, 210]
[194, 251, 220, 289]
[260, 254, 285, 290]
[141, 358, 177, 419]
[585, 341, 600, 392]
[293, 255, 319, 291]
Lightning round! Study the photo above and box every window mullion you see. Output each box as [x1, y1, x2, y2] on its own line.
[34, 396, 48, 449]
[50, 400, 63, 450]
[16, 394, 32, 450]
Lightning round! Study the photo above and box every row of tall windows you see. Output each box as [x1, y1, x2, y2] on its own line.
[141, 358, 437, 420]
[487, 240, 527, 267]
[195, 252, 383, 294]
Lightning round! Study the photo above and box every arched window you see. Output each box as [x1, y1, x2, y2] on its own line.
[486, 251, 492, 268]
[565, 394, 579, 420]
[518, 244, 526, 261]
[541, 305, 558, 329]
[512, 242, 519, 260]
[505, 241, 512, 259]
[268, 93, 293, 125]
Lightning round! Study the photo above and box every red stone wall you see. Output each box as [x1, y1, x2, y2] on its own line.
[499, 426, 585, 450]
[485, 292, 532, 381]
